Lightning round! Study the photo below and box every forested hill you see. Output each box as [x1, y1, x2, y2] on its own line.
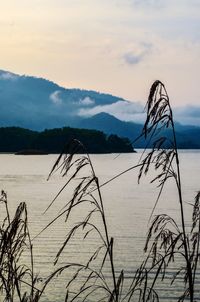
[0, 127, 134, 154]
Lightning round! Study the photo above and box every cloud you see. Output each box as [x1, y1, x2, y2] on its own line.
[49, 90, 63, 105]
[123, 53, 143, 65]
[79, 96, 95, 106]
[190, 0, 200, 7]
[174, 105, 200, 126]
[78, 100, 145, 123]
[0, 71, 18, 80]
[78, 100, 200, 127]
[123, 42, 152, 65]
[130, 0, 166, 9]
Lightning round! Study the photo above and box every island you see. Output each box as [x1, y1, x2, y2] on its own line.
[0, 126, 135, 154]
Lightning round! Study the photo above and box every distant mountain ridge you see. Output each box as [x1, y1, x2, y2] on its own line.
[77, 112, 200, 148]
[0, 69, 128, 130]
[77, 112, 142, 142]
[0, 70, 200, 148]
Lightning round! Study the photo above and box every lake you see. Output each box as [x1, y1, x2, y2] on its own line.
[0, 150, 199, 301]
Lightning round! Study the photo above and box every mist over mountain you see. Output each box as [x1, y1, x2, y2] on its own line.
[0, 70, 139, 130]
[0, 70, 200, 148]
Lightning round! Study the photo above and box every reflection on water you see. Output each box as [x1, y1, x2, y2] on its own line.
[0, 151, 199, 301]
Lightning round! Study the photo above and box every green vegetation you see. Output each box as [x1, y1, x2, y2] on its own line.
[0, 126, 134, 153]
[0, 81, 199, 301]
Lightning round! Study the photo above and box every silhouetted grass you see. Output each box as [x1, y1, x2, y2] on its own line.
[130, 81, 200, 301]
[0, 190, 42, 301]
[0, 81, 199, 301]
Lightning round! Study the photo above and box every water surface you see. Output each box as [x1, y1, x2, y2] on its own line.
[0, 151, 199, 301]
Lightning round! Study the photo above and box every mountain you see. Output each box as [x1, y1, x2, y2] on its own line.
[77, 112, 143, 144]
[0, 69, 200, 149]
[0, 70, 129, 130]
[176, 126, 200, 148]
[76, 113, 200, 148]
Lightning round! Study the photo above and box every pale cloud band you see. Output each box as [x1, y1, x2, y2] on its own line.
[78, 100, 145, 123]
[174, 106, 200, 126]
[78, 99, 200, 126]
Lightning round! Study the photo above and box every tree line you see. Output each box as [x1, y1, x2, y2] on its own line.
[0, 126, 134, 154]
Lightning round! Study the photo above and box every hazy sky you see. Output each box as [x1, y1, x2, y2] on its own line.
[0, 0, 200, 106]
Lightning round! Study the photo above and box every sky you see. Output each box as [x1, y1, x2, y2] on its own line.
[0, 0, 200, 111]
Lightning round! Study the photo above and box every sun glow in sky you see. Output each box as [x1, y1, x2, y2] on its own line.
[0, 0, 200, 106]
